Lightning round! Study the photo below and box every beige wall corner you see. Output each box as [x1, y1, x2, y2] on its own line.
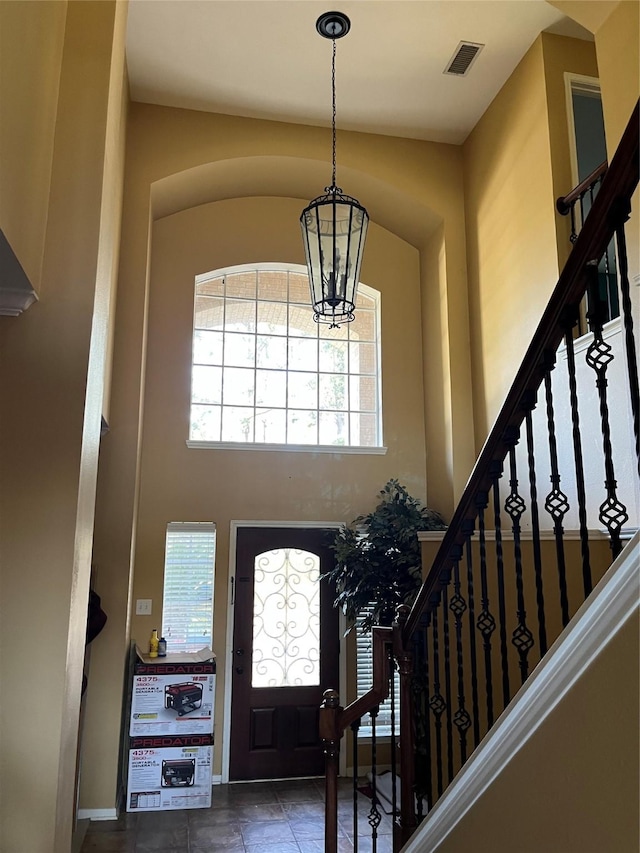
[540, 33, 599, 270]
[463, 37, 558, 447]
[0, 1, 128, 850]
[0, 0, 67, 292]
[595, 1, 640, 154]
[545, 0, 618, 33]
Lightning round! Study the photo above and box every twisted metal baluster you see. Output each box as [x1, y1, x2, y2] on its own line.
[490, 460, 510, 707]
[389, 647, 398, 823]
[563, 310, 592, 596]
[429, 598, 446, 798]
[542, 349, 571, 626]
[463, 519, 480, 747]
[368, 706, 382, 852]
[449, 545, 471, 765]
[351, 719, 360, 853]
[475, 492, 496, 728]
[505, 428, 535, 683]
[418, 621, 432, 813]
[585, 261, 629, 559]
[522, 390, 547, 655]
[615, 217, 640, 478]
[441, 572, 454, 784]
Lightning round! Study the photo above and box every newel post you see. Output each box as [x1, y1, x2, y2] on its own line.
[394, 605, 417, 849]
[320, 688, 342, 853]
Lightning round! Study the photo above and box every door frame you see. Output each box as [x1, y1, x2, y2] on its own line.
[221, 520, 347, 783]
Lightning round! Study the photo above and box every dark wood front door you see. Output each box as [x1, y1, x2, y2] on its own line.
[229, 527, 339, 781]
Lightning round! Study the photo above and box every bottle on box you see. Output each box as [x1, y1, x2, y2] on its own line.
[149, 628, 159, 658]
[158, 637, 167, 657]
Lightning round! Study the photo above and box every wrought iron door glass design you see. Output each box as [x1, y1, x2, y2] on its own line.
[251, 547, 320, 687]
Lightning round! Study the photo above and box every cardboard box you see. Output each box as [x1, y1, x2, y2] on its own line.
[130, 647, 216, 736]
[126, 735, 213, 812]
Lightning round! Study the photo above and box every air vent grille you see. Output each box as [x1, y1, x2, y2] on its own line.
[444, 42, 484, 76]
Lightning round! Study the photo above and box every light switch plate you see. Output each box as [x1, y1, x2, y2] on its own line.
[136, 598, 152, 616]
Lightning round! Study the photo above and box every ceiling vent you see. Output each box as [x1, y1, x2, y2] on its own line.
[444, 42, 484, 77]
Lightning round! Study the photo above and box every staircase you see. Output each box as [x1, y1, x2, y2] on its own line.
[320, 100, 639, 853]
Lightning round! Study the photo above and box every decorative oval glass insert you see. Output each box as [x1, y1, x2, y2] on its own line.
[251, 547, 320, 687]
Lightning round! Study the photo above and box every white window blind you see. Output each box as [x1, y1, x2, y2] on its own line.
[161, 522, 216, 653]
[356, 606, 400, 738]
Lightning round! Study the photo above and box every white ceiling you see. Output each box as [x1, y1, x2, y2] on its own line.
[126, 0, 592, 145]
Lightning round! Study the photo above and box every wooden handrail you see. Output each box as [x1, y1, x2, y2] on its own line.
[339, 626, 393, 731]
[556, 160, 607, 214]
[405, 99, 638, 641]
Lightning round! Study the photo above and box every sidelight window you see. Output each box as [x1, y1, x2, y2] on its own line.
[161, 522, 216, 653]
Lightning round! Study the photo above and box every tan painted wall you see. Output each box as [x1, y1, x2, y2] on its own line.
[85, 101, 475, 806]
[131, 197, 423, 777]
[0, 0, 67, 291]
[428, 609, 639, 853]
[596, 0, 640, 286]
[541, 34, 599, 268]
[463, 37, 557, 446]
[0, 1, 128, 850]
[462, 33, 604, 448]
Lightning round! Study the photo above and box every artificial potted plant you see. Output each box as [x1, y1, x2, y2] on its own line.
[325, 479, 447, 631]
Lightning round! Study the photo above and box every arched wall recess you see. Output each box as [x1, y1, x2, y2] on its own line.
[150, 155, 442, 249]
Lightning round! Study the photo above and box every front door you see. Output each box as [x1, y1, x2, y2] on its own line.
[229, 527, 339, 780]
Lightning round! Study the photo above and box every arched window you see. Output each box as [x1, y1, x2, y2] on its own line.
[188, 264, 382, 450]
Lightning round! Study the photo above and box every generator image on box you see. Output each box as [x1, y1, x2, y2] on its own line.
[161, 757, 196, 787]
[164, 682, 203, 716]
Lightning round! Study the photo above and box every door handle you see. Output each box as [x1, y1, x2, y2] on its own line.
[235, 666, 244, 675]
[235, 648, 245, 656]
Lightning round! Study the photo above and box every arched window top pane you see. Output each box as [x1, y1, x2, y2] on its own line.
[190, 264, 382, 449]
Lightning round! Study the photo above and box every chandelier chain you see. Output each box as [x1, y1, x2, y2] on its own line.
[331, 37, 337, 189]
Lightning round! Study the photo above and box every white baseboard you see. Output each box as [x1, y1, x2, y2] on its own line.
[212, 774, 223, 785]
[77, 808, 118, 821]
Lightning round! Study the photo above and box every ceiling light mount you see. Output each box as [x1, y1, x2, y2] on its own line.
[300, 11, 368, 328]
[316, 11, 351, 40]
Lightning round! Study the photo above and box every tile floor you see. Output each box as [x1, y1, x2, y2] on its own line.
[80, 778, 394, 852]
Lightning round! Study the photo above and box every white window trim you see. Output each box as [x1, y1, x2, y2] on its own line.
[187, 440, 387, 455]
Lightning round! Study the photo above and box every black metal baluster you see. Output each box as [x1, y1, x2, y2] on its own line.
[475, 493, 496, 728]
[563, 312, 592, 596]
[351, 719, 360, 853]
[523, 390, 548, 655]
[505, 430, 535, 683]
[368, 707, 382, 852]
[389, 647, 398, 824]
[463, 520, 481, 747]
[615, 219, 640, 477]
[429, 598, 446, 798]
[585, 261, 629, 559]
[441, 573, 454, 784]
[490, 461, 510, 707]
[542, 350, 571, 626]
[419, 622, 432, 813]
[449, 545, 471, 766]
[569, 201, 578, 244]
[601, 238, 614, 322]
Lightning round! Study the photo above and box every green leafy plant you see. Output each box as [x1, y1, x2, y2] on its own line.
[325, 479, 446, 632]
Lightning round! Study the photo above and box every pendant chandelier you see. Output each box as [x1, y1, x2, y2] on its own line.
[300, 11, 369, 328]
